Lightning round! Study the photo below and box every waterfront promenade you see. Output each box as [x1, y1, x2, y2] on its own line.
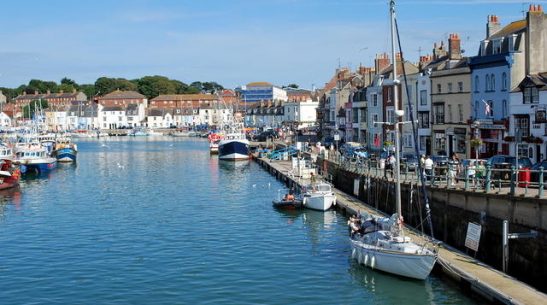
[253, 154, 547, 305]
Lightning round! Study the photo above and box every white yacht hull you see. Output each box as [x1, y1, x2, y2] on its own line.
[350, 239, 436, 280]
[302, 193, 336, 211]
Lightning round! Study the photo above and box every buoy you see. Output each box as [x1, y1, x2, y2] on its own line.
[364, 253, 369, 266]
[370, 256, 376, 269]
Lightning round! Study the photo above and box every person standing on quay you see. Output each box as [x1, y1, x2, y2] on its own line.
[424, 155, 433, 182]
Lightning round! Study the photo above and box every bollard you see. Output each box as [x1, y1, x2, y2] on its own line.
[539, 167, 544, 198]
[464, 165, 469, 191]
[510, 166, 516, 196]
[486, 165, 492, 193]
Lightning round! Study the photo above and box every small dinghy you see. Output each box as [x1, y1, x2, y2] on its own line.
[272, 189, 302, 210]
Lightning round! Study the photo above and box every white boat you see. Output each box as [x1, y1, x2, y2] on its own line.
[348, 0, 437, 280]
[349, 213, 437, 280]
[302, 182, 336, 211]
[218, 122, 249, 161]
[209, 140, 220, 154]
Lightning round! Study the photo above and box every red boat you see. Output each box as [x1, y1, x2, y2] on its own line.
[0, 159, 21, 190]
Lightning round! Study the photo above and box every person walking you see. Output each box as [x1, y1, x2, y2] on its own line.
[424, 155, 433, 182]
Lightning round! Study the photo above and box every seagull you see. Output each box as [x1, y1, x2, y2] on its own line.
[116, 162, 124, 169]
[169, 144, 174, 147]
[100, 143, 109, 148]
[252, 184, 257, 188]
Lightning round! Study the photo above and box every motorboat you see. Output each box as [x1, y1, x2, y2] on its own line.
[14, 134, 57, 174]
[272, 189, 302, 210]
[0, 158, 20, 190]
[53, 137, 78, 162]
[218, 122, 249, 161]
[302, 182, 336, 211]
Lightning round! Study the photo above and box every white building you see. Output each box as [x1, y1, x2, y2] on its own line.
[283, 100, 318, 128]
[100, 106, 127, 129]
[0, 112, 12, 127]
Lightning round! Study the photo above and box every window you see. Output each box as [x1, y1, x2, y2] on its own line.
[458, 82, 463, 92]
[420, 136, 428, 151]
[437, 84, 441, 93]
[474, 76, 479, 92]
[372, 94, 378, 107]
[517, 144, 528, 158]
[448, 83, 453, 93]
[418, 111, 429, 128]
[447, 105, 453, 123]
[433, 104, 445, 124]
[523, 87, 539, 104]
[502, 72, 507, 91]
[372, 114, 379, 124]
[502, 100, 508, 118]
[420, 90, 427, 105]
[387, 109, 394, 123]
[103, 117, 106, 121]
[491, 74, 495, 91]
[458, 104, 463, 122]
[486, 75, 490, 91]
[515, 115, 530, 137]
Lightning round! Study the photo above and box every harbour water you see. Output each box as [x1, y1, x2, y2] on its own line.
[0, 137, 481, 304]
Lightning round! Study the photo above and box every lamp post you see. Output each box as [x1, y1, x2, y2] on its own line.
[471, 120, 481, 161]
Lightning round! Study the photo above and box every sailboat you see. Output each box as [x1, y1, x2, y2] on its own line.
[348, 0, 437, 280]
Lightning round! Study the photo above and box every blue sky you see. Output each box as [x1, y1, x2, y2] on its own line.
[0, 0, 544, 90]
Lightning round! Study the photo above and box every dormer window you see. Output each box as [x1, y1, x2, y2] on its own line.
[523, 87, 539, 104]
[492, 39, 502, 54]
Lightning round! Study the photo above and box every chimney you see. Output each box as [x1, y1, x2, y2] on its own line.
[526, 4, 546, 74]
[448, 33, 462, 60]
[486, 15, 501, 38]
[46, 90, 51, 95]
[374, 53, 390, 72]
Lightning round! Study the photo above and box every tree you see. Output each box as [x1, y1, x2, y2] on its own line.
[95, 77, 137, 96]
[287, 83, 299, 89]
[60, 77, 78, 87]
[137, 75, 180, 99]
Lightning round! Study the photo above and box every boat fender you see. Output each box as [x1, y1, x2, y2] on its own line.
[357, 251, 362, 264]
[351, 248, 357, 259]
[370, 255, 376, 269]
[364, 253, 369, 266]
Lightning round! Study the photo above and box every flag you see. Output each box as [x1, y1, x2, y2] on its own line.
[482, 100, 492, 116]
[373, 134, 380, 147]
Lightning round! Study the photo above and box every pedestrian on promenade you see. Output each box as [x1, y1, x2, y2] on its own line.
[424, 155, 433, 181]
[448, 153, 460, 187]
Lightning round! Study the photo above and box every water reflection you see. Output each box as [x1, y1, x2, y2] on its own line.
[0, 186, 22, 216]
[348, 259, 435, 304]
[219, 160, 250, 172]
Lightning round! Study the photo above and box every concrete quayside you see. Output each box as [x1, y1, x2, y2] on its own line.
[252, 153, 547, 305]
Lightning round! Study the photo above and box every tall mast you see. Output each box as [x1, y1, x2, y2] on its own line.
[390, 0, 402, 218]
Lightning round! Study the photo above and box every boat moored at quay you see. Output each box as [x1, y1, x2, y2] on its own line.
[218, 122, 249, 161]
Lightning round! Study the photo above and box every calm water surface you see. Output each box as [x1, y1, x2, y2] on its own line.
[0, 137, 480, 304]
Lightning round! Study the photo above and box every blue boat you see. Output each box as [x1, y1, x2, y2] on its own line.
[14, 136, 57, 174]
[218, 122, 249, 161]
[53, 137, 78, 162]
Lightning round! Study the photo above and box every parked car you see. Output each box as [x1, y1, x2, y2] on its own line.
[401, 154, 419, 171]
[530, 160, 547, 183]
[254, 130, 278, 142]
[487, 155, 533, 182]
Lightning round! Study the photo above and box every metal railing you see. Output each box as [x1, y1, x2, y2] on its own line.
[320, 152, 545, 198]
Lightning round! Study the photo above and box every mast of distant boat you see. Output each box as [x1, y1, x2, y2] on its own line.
[390, 0, 402, 221]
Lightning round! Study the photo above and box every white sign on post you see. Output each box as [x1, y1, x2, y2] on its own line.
[334, 134, 340, 141]
[465, 222, 482, 252]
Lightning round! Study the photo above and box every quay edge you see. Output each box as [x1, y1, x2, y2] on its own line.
[252, 154, 547, 305]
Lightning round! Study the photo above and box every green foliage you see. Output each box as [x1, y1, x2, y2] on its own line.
[95, 77, 137, 96]
[137, 75, 181, 99]
[3, 76, 225, 102]
[287, 83, 299, 89]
